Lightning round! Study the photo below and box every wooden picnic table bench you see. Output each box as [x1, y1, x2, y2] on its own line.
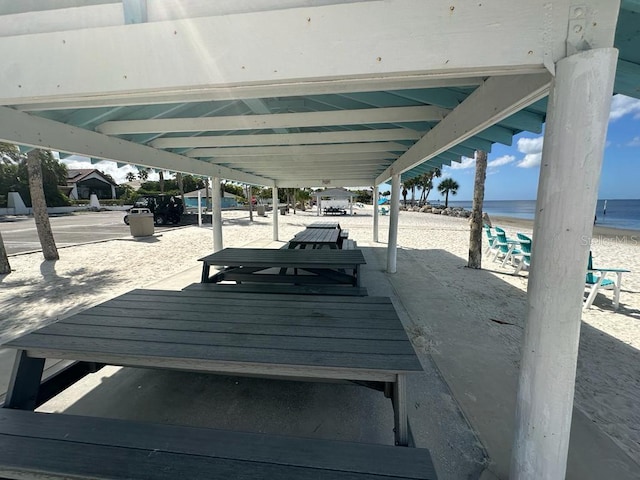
[199, 247, 364, 286]
[184, 282, 368, 296]
[323, 206, 347, 215]
[2, 289, 422, 447]
[0, 409, 437, 479]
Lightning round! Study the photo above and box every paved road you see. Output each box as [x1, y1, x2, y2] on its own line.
[0, 211, 178, 255]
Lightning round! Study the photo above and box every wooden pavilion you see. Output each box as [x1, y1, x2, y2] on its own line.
[0, 2, 639, 478]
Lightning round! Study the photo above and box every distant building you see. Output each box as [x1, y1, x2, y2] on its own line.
[183, 188, 239, 210]
[66, 169, 117, 200]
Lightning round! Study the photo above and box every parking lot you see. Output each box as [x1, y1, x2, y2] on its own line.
[0, 211, 178, 255]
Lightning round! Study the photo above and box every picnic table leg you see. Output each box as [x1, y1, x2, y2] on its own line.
[355, 264, 361, 287]
[201, 263, 210, 283]
[4, 350, 45, 410]
[393, 374, 409, 446]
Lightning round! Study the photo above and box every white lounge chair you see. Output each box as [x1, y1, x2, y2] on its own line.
[584, 251, 630, 310]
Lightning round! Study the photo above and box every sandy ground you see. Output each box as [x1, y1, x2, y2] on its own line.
[1, 205, 638, 469]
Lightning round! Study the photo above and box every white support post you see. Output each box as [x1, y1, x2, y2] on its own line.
[373, 185, 379, 243]
[317, 197, 321, 216]
[197, 191, 202, 227]
[387, 174, 400, 273]
[272, 186, 279, 241]
[510, 48, 618, 480]
[212, 176, 223, 252]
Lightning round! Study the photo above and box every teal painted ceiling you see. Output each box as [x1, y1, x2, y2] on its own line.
[13, 3, 640, 185]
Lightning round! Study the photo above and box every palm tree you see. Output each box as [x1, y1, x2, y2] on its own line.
[418, 168, 441, 204]
[437, 177, 459, 208]
[401, 182, 409, 206]
[137, 168, 149, 181]
[27, 149, 59, 260]
[125, 172, 136, 182]
[0, 231, 10, 274]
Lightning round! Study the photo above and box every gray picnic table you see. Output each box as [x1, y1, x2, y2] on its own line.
[199, 247, 364, 287]
[289, 228, 340, 249]
[2, 289, 423, 447]
[307, 222, 341, 229]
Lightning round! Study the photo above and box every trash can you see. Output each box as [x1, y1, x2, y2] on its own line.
[280, 207, 287, 215]
[256, 205, 266, 216]
[128, 208, 155, 237]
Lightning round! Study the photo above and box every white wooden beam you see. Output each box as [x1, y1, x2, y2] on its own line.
[276, 178, 375, 188]
[212, 175, 223, 252]
[185, 142, 408, 157]
[13, 77, 485, 111]
[206, 152, 395, 164]
[387, 174, 401, 273]
[238, 160, 387, 169]
[511, 47, 618, 480]
[376, 72, 552, 184]
[0, 0, 579, 107]
[96, 106, 449, 135]
[223, 168, 385, 177]
[150, 128, 421, 148]
[0, 106, 272, 186]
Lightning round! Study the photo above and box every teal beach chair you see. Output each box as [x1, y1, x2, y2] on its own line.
[513, 233, 532, 274]
[483, 225, 498, 255]
[492, 227, 521, 267]
[584, 251, 630, 310]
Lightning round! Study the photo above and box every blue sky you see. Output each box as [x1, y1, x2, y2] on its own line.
[431, 94, 640, 202]
[62, 95, 640, 201]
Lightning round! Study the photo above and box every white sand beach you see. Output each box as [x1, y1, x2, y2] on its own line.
[1, 206, 638, 477]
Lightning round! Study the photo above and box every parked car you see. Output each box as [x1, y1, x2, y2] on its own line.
[123, 195, 184, 225]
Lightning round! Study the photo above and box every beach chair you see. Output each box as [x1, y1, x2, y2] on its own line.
[584, 251, 630, 310]
[513, 233, 532, 274]
[492, 227, 521, 267]
[483, 224, 498, 255]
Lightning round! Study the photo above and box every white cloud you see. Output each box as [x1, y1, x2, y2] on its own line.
[609, 94, 640, 121]
[516, 136, 544, 168]
[487, 154, 515, 168]
[448, 156, 475, 169]
[627, 136, 640, 147]
[445, 153, 515, 172]
[61, 155, 161, 184]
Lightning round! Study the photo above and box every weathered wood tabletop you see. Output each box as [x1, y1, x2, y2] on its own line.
[199, 247, 365, 286]
[307, 222, 341, 229]
[3, 289, 422, 446]
[289, 228, 340, 249]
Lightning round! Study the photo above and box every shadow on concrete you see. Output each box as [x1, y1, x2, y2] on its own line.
[39, 368, 396, 446]
[377, 246, 640, 480]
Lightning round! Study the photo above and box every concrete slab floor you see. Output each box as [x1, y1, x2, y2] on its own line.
[30, 242, 487, 480]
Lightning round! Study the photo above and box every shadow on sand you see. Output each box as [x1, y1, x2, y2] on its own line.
[375, 245, 640, 479]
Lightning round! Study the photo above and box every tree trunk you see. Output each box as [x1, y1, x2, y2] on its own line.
[0, 231, 11, 274]
[468, 150, 488, 269]
[176, 172, 185, 207]
[444, 192, 449, 208]
[247, 185, 253, 222]
[159, 171, 165, 193]
[27, 150, 59, 261]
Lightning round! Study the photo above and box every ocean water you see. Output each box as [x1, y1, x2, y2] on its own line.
[445, 199, 640, 231]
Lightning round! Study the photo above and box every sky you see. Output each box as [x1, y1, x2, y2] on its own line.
[434, 94, 640, 201]
[60, 94, 640, 201]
